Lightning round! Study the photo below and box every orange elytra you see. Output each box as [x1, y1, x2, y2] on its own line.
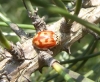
[32, 31, 57, 50]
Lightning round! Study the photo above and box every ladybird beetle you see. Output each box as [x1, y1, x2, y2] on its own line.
[32, 31, 58, 50]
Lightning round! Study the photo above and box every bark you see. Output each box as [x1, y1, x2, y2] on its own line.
[0, 0, 100, 82]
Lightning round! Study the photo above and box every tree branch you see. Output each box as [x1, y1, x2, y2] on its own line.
[0, 0, 100, 82]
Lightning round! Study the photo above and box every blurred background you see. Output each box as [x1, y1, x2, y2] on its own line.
[0, 0, 100, 82]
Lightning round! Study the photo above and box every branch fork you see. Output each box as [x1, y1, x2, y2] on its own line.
[0, 0, 100, 82]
